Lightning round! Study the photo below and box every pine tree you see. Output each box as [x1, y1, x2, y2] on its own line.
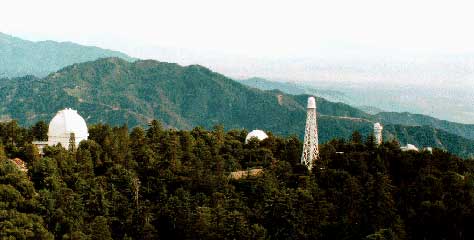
[90, 216, 113, 240]
[68, 132, 76, 152]
[352, 131, 363, 144]
[32, 120, 49, 141]
[0, 140, 7, 160]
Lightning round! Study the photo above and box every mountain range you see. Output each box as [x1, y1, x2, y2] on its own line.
[0, 57, 473, 158]
[237, 77, 350, 103]
[0, 33, 473, 158]
[0, 32, 134, 78]
[240, 77, 474, 141]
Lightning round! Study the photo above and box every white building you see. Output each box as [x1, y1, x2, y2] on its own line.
[424, 147, 433, 153]
[401, 144, 419, 152]
[33, 108, 89, 152]
[245, 130, 268, 144]
[48, 108, 89, 149]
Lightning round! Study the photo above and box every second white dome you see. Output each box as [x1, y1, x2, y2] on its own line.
[245, 130, 268, 144]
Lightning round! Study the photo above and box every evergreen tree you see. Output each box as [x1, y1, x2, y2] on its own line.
[68, 132, 76, 152]
[352, 131, 363, 144]
[32, 120, 49, 141]
[90, 216, 113, 240]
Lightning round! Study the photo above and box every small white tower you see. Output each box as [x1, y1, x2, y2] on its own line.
[374, 122, 383, 146]
[301, 97, 319, 170]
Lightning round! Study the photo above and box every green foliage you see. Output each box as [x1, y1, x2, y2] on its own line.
[31, 121, 48, 141]
[1, 123, 474, 239]
[0, 160, 53, 239]
[376, 111, 474, 141]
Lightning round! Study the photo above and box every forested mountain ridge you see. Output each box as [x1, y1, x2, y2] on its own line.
[238, 77, 349, 103]
[240, 76, 474, 141]
[0, 32, 135, 78]
[0, 57, 473, 157]
[376, 111, 474, 140]
[0, 57, 368, 136]
[384, 125, 474, 158]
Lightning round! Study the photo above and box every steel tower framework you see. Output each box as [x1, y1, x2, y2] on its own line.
[374, 122, 383, 146]
[301, 97, 319, 170]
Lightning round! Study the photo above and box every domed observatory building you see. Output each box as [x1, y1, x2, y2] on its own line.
[245, 130, 268, 144]
[47, 108, 89, 149]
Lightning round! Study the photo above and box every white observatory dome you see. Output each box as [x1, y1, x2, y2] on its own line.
[48, 108, 89, 149]
[401, 144, 419, 152]
[405, 144, 419, 151]
[245, 130, 268, 144]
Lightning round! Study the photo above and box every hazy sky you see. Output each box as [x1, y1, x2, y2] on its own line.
[4, 0, 474, 84]
[3, 0, 474, 58]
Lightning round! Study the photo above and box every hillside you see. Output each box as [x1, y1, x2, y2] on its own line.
[238, 77, 350, 103]
[385, 125, 474, 158]
[241, 76, 474, 141]
[0, 33, 135, 78]
[0, 58, 370, 138]
[0, 57, 472, 157]
[376, 112, 474, 140]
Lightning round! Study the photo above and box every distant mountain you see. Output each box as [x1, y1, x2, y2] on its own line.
[0, 58, 370, 139]
[376, 112, 474, 141]
[384, 125, 474, 159]
[357, 105, 385, 115]
[240, 77, 474, 141]
[238, 77, 349, 103]
[0, 57, 472, 158]
[0, 33, 135, 78]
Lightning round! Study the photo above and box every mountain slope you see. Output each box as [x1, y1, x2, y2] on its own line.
[0, 57, 472, 158]
[0, 33, 135, 78]
[384, 125, 474, 159]
[376, 112, 474, 140]
[238, 77, 350, 103]
[240, 76, 474, 141]
[1, 58, 368, 138]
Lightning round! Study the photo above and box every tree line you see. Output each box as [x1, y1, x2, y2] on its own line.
[1, 120, 474, 239]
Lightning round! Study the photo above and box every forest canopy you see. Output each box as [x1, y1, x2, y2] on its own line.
[1, 120, 474, 239]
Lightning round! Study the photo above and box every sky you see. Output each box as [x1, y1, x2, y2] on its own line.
[1, 0, 474, 123]
[3, 0, 474, 58]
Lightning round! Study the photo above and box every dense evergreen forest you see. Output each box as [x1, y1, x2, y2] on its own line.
[2, 120, 474, 239]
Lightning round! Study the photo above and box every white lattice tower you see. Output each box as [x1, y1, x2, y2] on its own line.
[374, 122, 383, 146]
[301, 97, 319, 170]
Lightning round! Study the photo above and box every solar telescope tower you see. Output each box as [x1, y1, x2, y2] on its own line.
[374, 122, 383, 146]
[301, 97, 319, 170]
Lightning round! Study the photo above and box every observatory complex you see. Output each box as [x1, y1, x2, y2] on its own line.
[33, 108, 89, 152]
[301, 96, 319, 170]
